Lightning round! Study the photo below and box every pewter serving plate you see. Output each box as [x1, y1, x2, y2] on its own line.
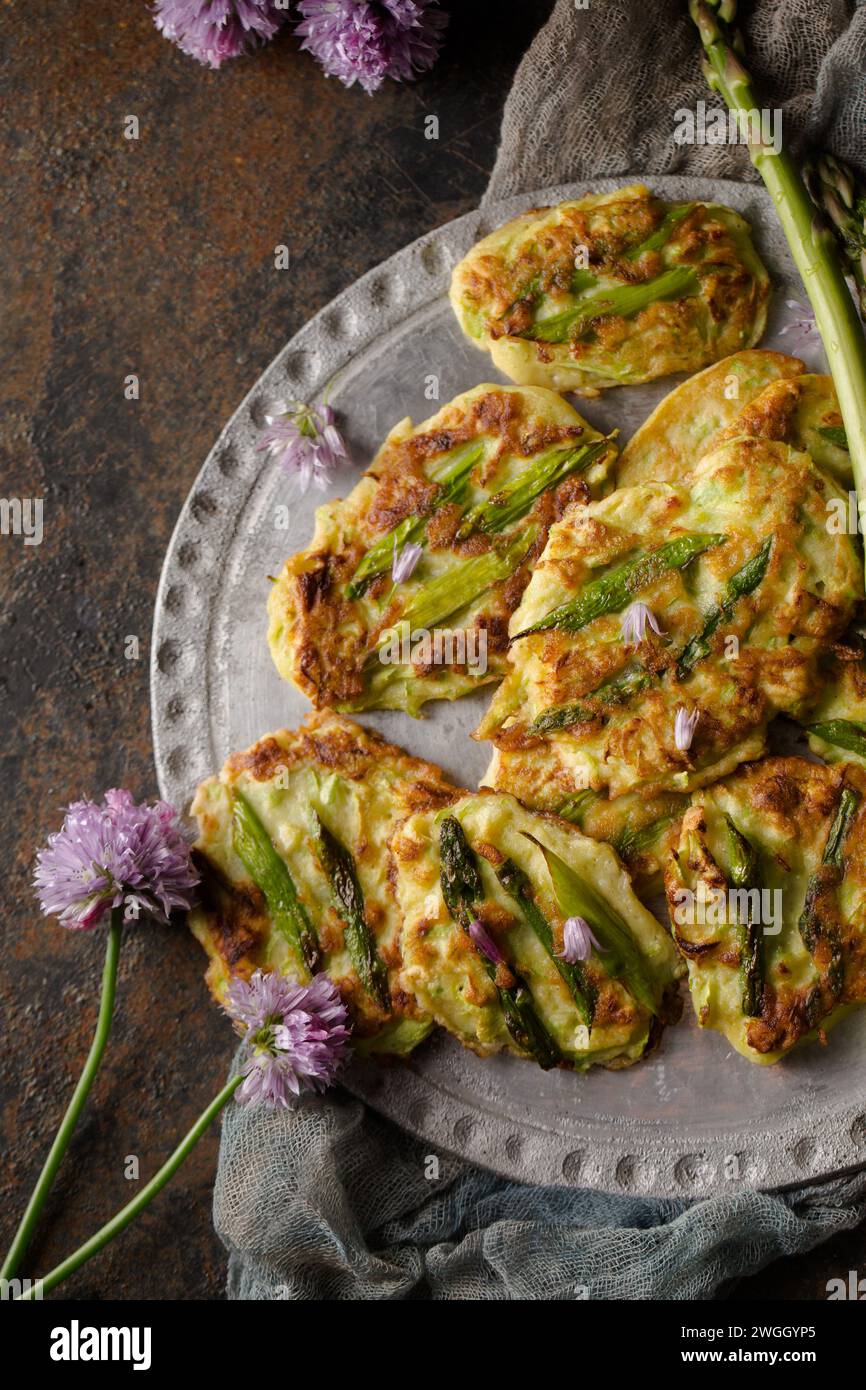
[152, 177, 866, 1197]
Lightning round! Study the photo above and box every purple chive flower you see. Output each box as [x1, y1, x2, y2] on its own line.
[620, 601, 663, 645]
[225, 969, 350, 1105]
[556, 915, 603, 965]
[777, 298, 818, 352]
[258, 399, 348, 496]
[466, 917, 505, 966]
[34, 790, 198, 931]
[153, 0, 286, 69]
[295, 0, 448, 94]
[674, 705, 700, 752]
[392, 537, 423, 583]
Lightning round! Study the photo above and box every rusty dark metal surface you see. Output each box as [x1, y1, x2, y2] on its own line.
[1, 0, 863, 1302]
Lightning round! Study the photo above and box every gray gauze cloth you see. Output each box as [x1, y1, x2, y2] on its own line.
[214, 0, 866, 1300]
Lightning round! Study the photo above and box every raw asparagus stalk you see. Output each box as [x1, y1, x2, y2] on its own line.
[455, 436, 613, 541]
[231, 792, 321, 974]
[803, 717, 866, 759]
[689, 0, 866, 586]
[526, 834, 659, 1013]
[346, 439, 485, 598]
[796, 786, 859, 999]
[724, 814, 763, 1017]
[496, 858, 597, 1026]
[676, 535, 773, 678]
[438, 816, 560, 1068]
[803, 152, 866, 320]
[513, 532, 725, 640]
[313, 814, 390, 1011]
[523, 265, 700, 343]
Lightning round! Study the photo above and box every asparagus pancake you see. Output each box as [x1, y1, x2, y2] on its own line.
[664, 758, 866, 1063]
[804, 644, 866, 768]
[715, 373, 852, 487]
[480, 765, 687, 898]
[267, 384, 616, 716]
[449, 185, 769, 396]
[620, 361, 851, 489]
[391, 790, 683, 1069]
[478, 436, 861, 802]
[616, 350, 803, 486]
[189, 711, 460, 1052]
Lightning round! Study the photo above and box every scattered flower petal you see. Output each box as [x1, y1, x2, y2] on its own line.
[226, 969, 350, 1106]
[466, 917, 505, 965]
[674, 705, 700, 752]
[296, 0, 448, 94]
[258, 399, 348, 497]
[391, 537, 423, 583]
[620, 601, 663, 645]
[777, 298, 818, 350]
[556, 915, 603, 964]
[34, 791, 198, 931]
[153, 0, 286, 69]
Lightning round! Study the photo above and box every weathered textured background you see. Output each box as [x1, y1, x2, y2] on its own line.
[1, 0, 863, 1300]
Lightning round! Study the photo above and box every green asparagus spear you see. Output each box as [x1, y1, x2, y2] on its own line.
[231, 792, 321, 974]
[513, 532, 725, 640]
[804, 152, 866, 320]
[676, 535, 773, 678]
[439, 814, 484, 925]
[624, 203, 692, 260]
[346, 439, 485, 599]
[499, 267, 598, 323]
[438, 816, 560, 1068]
[366, 528, 537, 674]
[803, 717, 866, 759]
[724, 814, 763, 1017]
[531, 663, 653, 732]
[522, 265, 701, 343]
[500, 272, 543, 320]
[571, 268, 598, 294]
[496, 858, 596, 1027]
[689, 2, 866, 589]
[396, 526, 537, 634]
[797, 786, 859, 999]
[526, 834, 659, 1013]
[823, 786, 859, 868]
[313, 814, 390, 1011]
[556, 789, 600, 825]
[817, 425, 850, 452]
[454, 436, 612, 541]
[613, 801, 685, 863]
[498, 988, 561, 1070]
